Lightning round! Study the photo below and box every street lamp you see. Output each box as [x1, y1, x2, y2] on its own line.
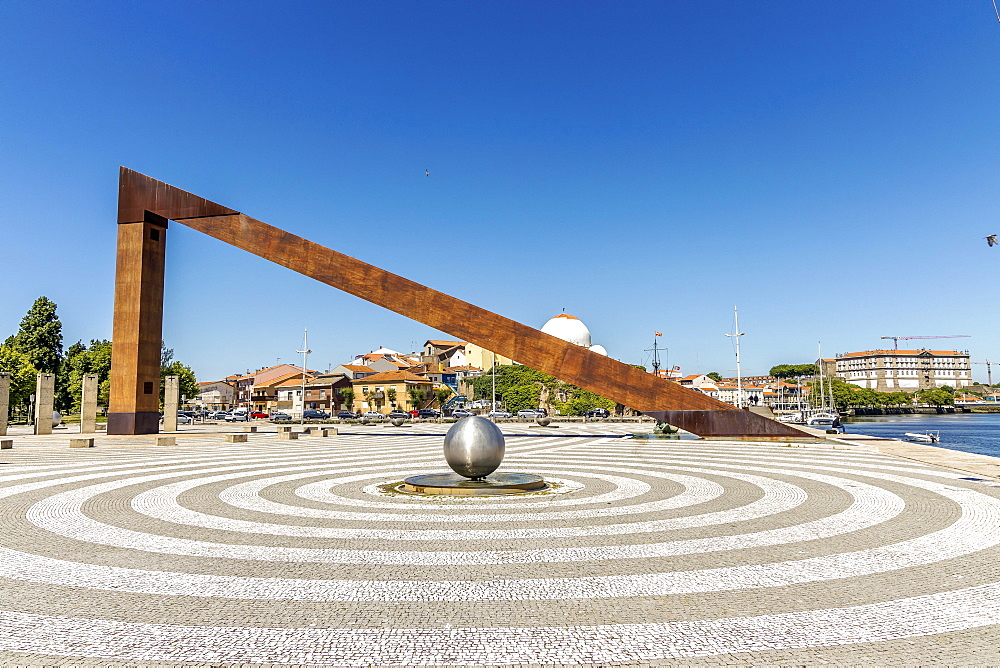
[297, 328, 311, 425]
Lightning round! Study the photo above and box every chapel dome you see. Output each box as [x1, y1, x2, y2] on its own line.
[541, 313, 592, 348]
[589, 344, 608, 356]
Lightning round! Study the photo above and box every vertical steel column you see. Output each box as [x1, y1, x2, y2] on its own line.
[107, 212, 168, 435]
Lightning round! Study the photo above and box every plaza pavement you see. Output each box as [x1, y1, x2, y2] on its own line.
[0, 421, 999, 666]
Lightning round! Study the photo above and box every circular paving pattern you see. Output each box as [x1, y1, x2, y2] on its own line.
[1, 424, 1000, 665]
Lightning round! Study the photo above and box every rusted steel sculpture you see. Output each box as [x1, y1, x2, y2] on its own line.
[109, 167, 810, 438]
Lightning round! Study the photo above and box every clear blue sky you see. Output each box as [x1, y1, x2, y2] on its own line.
[2, 1, 998, 382]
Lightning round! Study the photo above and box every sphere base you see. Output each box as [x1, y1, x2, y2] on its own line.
[402, 472, 545, 496]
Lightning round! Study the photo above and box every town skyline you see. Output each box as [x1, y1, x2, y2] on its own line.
[2, 3, 998, 384]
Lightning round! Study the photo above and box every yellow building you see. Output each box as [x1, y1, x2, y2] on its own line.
[351, 370, 435, 414]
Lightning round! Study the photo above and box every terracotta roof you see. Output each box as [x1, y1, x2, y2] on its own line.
[446, 365, 480, 371]
[339, 364, 375, 372]
[352, 370, 433, 384]
[680, 375, 702, 381]
[841, 349, 964, 357]
[426, 340, 465, 347]
[254, 371, 310, 388]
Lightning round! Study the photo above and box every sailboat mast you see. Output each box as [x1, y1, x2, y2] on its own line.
[725, 306, 745, 409]
[817, 342, 826, 411]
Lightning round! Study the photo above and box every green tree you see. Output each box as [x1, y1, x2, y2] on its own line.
[554, 388, 614, 416]
[0, 342, 37, 420]
[340, 387, 355, 411]
[706, 372, 722, 382]
[12, 297, 63, 374]
[64, 339, 114, 413]
[501, 384, 541, 412]
[387, 387, 397, 407]
[918, 388, 954, 407]
[407, 387, 424, 409]
[435, 387, 451, 409]
[770, 364, 818, 379]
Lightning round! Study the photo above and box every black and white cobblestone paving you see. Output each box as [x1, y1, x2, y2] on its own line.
[0, 423, 998, 665]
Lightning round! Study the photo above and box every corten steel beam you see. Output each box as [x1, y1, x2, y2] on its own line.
[110, 167, 810, 438]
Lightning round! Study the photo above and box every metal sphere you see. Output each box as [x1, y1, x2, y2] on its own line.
[391, 417, 405, 427]
[443, 416, 505, 480]
[536, 416, 551, 427]
[51, 411, 62, 427]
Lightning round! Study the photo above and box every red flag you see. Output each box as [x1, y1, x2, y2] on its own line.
[654, 332, 663, 337]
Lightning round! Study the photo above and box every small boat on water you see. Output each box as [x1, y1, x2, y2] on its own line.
[905, 430, 940, 444]
[806, 412, 840, 427]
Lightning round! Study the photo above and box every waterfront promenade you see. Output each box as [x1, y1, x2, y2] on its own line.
[0, 422, 998, 665]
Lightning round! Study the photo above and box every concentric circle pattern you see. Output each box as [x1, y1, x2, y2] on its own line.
[2, 423, 1000, 665]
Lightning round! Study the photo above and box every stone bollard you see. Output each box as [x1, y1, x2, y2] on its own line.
[226, 434, 248, 443]
[70, 438, 95, 448]
[0, 372, 9, 436]
[34, 373, 55, 435]
[80, 374, 99, 434]
[155, 436, 176, 446]
[0, 439, 12, 450]
[279, 431, 299, 440]
[311, 428, 335, 437]
[277, 425, 293, 433]
[97, 423, 107, 431]
[243, 426, 258, 433]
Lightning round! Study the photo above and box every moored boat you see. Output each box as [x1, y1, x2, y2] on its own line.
[904, 430, 940, 444]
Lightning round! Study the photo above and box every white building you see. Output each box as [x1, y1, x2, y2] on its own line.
[835, 349, 971, 391]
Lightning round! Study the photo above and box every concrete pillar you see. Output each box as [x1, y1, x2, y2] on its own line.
[34, 373, 55, 435]
[80, 374, 98, 434]
[155, 436, 176, 446]
[163, 375, 179, 432]
[225, 434, 247, 443]
[0, 439, 11, 449]
[0, 372, 9, 437]
[70, 437, 95, 448]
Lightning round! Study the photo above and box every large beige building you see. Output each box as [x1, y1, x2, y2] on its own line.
[835, 349, 971, 391]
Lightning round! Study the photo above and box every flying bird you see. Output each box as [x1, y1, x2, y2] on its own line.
[987, 235, 998, 247]
[425, 169, 430, 177]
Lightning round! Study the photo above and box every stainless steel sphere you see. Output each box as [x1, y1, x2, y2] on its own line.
[52, 411, 62, 427]
[391, 417, 405, 427]
[536, 417, 551, 427]
[443, 415, 505, 480]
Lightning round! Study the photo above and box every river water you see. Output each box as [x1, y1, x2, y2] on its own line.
[842, 413, 1000, 458]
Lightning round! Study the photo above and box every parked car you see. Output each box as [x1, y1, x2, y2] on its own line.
[516, 409, 543, 418]
[583, 407, 611, 418]
[388, 410, 410, 419]
[212, 411, 230, 420]
[303, 410, 329, 419]
[488, 410, 512, 418]
[250, 411, 269, 419]
[450, 408, 473, 418]
[271, 412, 292, 421]
[175, 414, 193, 424]
[337, 411, 360, 419]
[417, 408, 441, 418]
[408, 409, 421, 418]
[227, 411, 249, 422]
[363, 411, 385, 420]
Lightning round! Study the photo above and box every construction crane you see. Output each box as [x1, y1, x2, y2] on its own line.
[880, 335, 971, 350]
[973, 360, 994, 386]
